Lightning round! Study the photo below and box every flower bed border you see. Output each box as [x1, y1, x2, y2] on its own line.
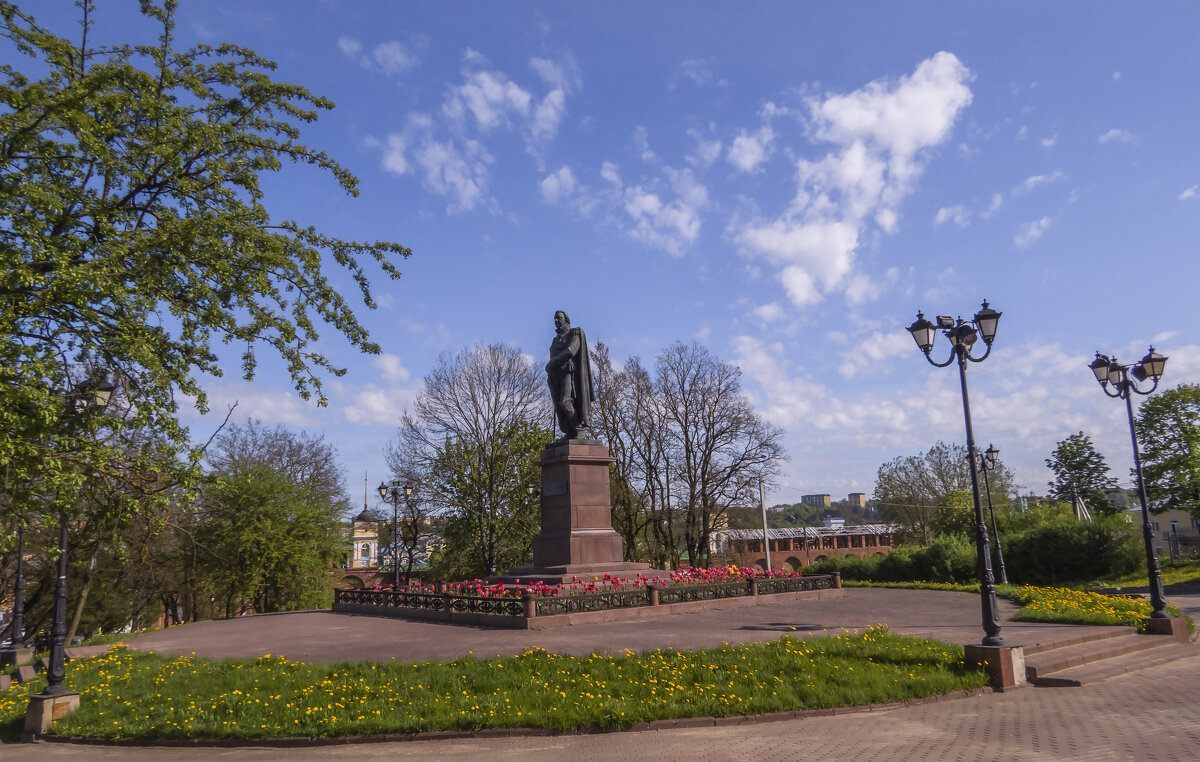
[332, 574, 843, 629]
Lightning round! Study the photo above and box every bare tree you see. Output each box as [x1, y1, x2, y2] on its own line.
[390, 343, 552, 577]
[656, 342, 785, 566]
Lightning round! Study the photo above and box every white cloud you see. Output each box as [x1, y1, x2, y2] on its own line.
[338, 37, 423, 76]
[1179, 185, 1198, 201]
[337, 36, 363, 58]
[443, 67, 533, 130]
[981, 192, 1004, 219]
[838, 330, 912, 378]
[412, 137, 494, 213]
[753, 302, 786, 323]
[374, 353, 411, 384]
[1015, 171, 1066, 194]
[539, 165, 577, 203]
[1098, 128, 1134, 144]
[1015, 216, 1052, 248]
[732, 52, 973, 308]
[1041, 134, 1058, 149]
[373, 41, 421, 76]
[632, 125, 658, 163]
[199, 382, 319, 427]
[726, 125, 775, 173]
[934, 205, 970, 228]
[686, 128, 723, 168]
[620, 167, 710, 257]
[674, 58, 719, 88]
[1113, 71, 1122, 81]
[1015, 125, 1028, 141]
[381, 134, 409, 174]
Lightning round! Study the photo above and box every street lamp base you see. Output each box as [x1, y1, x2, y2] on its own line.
[964, 643, 1026, 691]
[24, 691, 80, 736]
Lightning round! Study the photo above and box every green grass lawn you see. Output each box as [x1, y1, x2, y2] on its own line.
[1092, 559, 1200, 589]
[1, 627, 986, 741]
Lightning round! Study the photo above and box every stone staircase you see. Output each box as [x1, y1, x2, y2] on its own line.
[1024, 626, 1196, 687]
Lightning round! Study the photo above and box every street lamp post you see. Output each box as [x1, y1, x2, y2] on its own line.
[907, 300, 1005, 646]
[42, 376, 116, 697]
[10, 526, 25, 647]
[376, 480, 413, 589]
[977, 444, 1009, 585]
[1089, 348, 1169, 619]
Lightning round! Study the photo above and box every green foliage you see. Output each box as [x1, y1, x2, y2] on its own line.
[1044, 431, 1119, 515]
[2, 631, 985, 740]
[1002, 517, 1141, 586]
[0, 0, 407, 529]
[808, 515, 1140, 586]
[873, 441, 1016, 546]
[1136, 384, 1200, 520]
[806, 536, 976, 584]
[929, 489, 975, 538]
[425, 420, 553, 579]
[196, 464, 342, 613]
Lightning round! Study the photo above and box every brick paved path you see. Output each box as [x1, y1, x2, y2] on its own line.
[119, 588, 1139, 664]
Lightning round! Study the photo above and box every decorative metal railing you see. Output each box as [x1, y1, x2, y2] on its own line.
[534, 589, 648, 616]
[657, 580, 751, 605]
[755, 575, 834, 595]
[334, 573, 837, 621]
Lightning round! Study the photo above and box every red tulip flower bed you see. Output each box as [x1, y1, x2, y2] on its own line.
[370, 565, 803, 599]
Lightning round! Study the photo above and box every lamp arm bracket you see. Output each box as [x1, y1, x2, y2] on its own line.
[1130, 376, 1160, 397]
[923, 348, 956, 368]
[965, 342, 994, 363]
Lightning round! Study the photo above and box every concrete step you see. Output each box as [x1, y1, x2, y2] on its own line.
[1026, 630, 1167, 683]
[1030, 641, 1198, 687]
[1021, 627, 1131, 657]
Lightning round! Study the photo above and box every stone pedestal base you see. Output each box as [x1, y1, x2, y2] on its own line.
[0, 646, 34, 668]
[1143, 615, 1191, 642]
[499, 440, 668, 584]
[24, 692, 80, 736]
[964, 644, 1027, 691]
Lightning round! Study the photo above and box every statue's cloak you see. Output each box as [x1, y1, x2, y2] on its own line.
[572, 327, 596, 429]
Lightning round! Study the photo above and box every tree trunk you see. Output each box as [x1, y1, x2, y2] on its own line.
[66, 547, 99, 642]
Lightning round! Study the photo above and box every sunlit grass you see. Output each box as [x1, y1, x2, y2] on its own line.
[843, 580, 1186, 630]
[0, 627, 985, 740]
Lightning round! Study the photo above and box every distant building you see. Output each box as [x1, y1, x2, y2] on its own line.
[823, 516, 845, 529]
[847, 493, 867, 508]
[801, 493, 831, 508]
[713, 523, 900, 571]
[346, 508, 380, 570]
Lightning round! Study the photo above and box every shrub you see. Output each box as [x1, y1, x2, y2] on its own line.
[1003, 518, 1140, 585]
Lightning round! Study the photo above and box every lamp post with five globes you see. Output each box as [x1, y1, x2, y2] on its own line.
[907, 300, 1004, 646]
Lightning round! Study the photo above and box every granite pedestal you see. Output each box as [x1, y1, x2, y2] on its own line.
[498, 440, 667, 585]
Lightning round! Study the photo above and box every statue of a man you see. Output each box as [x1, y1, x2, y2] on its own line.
[545, 310, 595, 441]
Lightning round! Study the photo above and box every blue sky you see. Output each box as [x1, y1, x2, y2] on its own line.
[20, 2, 1200, 508]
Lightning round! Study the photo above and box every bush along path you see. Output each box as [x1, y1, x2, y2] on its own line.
[1, 627, 987, 742]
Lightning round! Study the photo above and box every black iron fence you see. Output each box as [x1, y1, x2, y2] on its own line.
[333, 573, 838, 623]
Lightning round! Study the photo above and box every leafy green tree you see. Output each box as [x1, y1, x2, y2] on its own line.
[1136, 384, 1200, 519]
[1044, 432, 1119, 515]
[197, 464, 342, 614]
[391, 343, 551, 578]
[0, 0, 408, 532]
[873, 441, 1016, 545]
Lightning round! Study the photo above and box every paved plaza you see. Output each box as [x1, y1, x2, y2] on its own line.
[4, 588, 1198, 760]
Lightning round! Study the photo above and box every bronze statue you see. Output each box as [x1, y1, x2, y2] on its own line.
[545, 310, 595, 441]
